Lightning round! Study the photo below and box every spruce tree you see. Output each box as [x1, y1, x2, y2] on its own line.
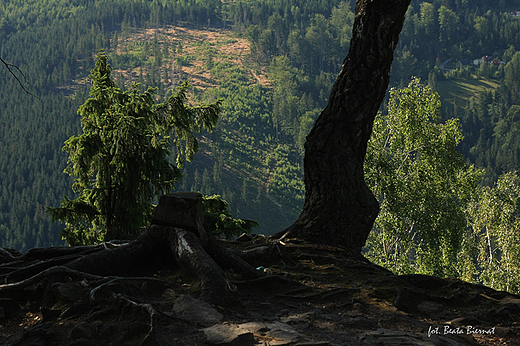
[48, 52, 220, 245]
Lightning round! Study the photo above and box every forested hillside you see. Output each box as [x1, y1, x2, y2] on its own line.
[2, 0, 520, 251]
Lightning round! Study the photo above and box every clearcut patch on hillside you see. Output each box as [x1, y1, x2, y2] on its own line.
[109, 25, 270, 90]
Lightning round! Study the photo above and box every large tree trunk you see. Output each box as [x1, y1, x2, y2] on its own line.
[279, 0, 411, 253]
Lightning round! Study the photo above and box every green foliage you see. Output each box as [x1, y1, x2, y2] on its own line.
[504, 52, 520, 99]
[466, 172, 520, 294]
[268, 56, 301, 138]
[267, 145, 304, 219]
[202, 195, 258, 239]
[417, 2, 437, 37]
[365, 79, 520, 294]
[438, 6, 459, 42]
[364, 78, 482, 276]
[457, 64, 520, 185]
[47, 52, 220, 245]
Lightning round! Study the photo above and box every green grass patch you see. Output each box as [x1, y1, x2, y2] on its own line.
[436, 76, 500, 108]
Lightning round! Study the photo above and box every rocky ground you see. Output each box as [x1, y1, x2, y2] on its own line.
[1, 235, 520, 345]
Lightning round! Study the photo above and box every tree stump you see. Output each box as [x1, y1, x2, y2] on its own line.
[152, 192, 208, 247]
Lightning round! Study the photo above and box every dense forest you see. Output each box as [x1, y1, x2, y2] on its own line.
[2, 0, 520, 257]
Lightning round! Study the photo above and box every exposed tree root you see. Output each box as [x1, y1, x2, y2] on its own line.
[0, 224, 264, 306]
[0, 266, 107, 293]
[0, 219, 274, 345]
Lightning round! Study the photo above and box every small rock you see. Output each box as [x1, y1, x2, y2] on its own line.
[251, 322, 304, 345]
[394, 287, 449, 315]
[280, 311, 315, 324]
[492, 303, 520, 322]
[353, 302, 363, 311]
[242, 322, 305, 345]
[172, 294, 223, 325]
[203, 322, 313, 346]
[161, 288, 176, 302]
[344, 316, 374, 329]
[203, 324, 255, 345]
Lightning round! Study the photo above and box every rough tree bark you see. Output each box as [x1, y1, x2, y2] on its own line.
[278, 0, 412, 253]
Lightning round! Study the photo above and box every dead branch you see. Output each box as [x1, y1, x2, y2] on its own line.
[1, 56, 36, 97]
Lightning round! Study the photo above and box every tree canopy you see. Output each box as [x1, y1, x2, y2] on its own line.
[364, 78, 520, 294]
[365, 78, 481, 277]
